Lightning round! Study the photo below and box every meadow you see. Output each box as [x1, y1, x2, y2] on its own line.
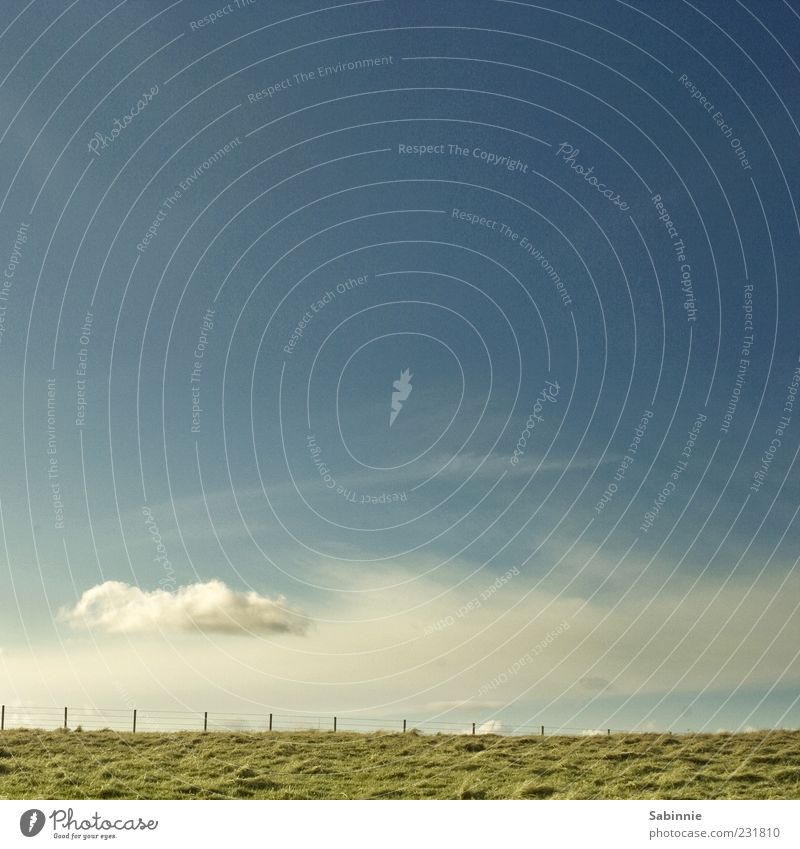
[0, 729, 797, 800]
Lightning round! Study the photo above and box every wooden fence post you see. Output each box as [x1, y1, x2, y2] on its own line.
[132, 710, 137, 733]
[1, 705, 4, 731]
[64, 707, 68, 730]
[541, 725, 544, 736]
[204, 712, 208, 732]
[607, 728, 611, 736]
[333, 716, 337, 732]
[269, 713, 273, 731]
[471, 722, 476, 735]
[403, 719, 406, 733]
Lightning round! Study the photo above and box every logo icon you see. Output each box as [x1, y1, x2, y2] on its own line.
[389, 368, 413, 427]
[19, 809, 46, 837]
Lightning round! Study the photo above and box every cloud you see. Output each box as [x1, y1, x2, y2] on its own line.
[15, 559, 798, 725]
[329, 450, 614, 490]
[59, 580, 309, 637]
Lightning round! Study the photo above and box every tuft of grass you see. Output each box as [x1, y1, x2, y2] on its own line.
[458, 780, 488, 800]
[234, 766, 257, 779]
[95, 783, 127, 799]
[515, 780, 556, 799]
[0, 729, 796, 800]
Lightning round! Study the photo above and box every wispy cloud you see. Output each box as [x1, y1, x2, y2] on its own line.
[476, 719, 505, 734]
[59, 580, 310, 637]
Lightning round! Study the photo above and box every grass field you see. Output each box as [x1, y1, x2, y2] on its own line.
[0, 729, 798, 800]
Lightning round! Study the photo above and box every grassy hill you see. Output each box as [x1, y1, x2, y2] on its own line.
[0, 729, 797, 799]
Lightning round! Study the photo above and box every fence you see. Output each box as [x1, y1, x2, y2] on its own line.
[0, 705, 617, 736]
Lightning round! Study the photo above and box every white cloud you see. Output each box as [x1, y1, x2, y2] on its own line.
[59, 580, 309, 637]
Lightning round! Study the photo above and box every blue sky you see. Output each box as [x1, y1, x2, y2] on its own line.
[0, 0, 799, 734]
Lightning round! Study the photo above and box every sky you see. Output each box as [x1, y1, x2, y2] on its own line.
[0, 0, 799, 735]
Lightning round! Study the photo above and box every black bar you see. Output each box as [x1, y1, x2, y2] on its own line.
[403, 719, 406, 733]
[64, 707, 68, 730]
[1, 705, 4, 731]
[204, 712, 208, 732]
[333, 716, 337, 732]
[269, 713, 273, 731]
[133, 710, 137, 733]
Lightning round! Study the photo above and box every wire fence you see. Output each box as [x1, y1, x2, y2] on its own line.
[0, 704, 621, 737]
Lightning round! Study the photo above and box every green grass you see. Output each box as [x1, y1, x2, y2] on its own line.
[0, 729, 797, 799]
